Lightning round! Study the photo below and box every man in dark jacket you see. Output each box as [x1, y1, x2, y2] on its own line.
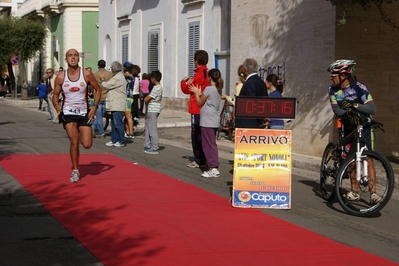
[235, 58, 268, 128]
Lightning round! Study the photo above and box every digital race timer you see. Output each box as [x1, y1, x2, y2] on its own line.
[235, 97, 297, 119]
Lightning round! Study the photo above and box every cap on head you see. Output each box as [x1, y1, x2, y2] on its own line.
[123, 61, 132, 67]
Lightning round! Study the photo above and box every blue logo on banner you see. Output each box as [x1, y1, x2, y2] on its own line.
[233, 190, 290, 208]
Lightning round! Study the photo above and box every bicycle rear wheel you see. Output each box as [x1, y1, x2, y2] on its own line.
[320, 142, 339, 201]
[335, 150, 394, 217]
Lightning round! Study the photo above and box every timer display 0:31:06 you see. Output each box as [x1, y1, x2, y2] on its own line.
[235, 97, 297, 119]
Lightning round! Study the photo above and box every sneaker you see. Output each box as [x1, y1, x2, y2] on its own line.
[113, 142, 126, 147]
[106, 141, 115, 146]
[70, 170, 80, 183]
[143, 148, 159, 154]
[201, 168, 220, 178]
[125, 134, 135, 139]
[345, 191, 360, 201]
[187, 161, 200, 168]
[370, 192, 382, 205]
[95, 134, 105, 138]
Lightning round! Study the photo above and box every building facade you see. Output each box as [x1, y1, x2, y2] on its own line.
[230, 0, 399, 157]
[98, 0, 231, 108]
[16, 0, 99, 86]
[0, 0, 23, 18]
[231, 0, 336, 156]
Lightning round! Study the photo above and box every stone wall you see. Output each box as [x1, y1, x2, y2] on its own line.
[230, 0, 336, 156]
[335, 2, 399, 159]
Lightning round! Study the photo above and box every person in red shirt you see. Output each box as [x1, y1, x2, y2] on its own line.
[180, 50, 210, 168]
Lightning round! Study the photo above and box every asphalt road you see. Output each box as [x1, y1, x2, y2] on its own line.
[1, 102, 399, 265]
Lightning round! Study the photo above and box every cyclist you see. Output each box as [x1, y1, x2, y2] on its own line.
[327, 59, 381, 205]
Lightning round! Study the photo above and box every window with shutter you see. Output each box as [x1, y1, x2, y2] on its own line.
[188, 21, 200, 77]
[122, 34, 129, 63]
[148, 30, 159, 73]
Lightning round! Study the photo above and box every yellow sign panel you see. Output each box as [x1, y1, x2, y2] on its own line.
[232, 129, 292, 209]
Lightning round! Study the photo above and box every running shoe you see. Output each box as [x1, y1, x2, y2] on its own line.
[70, 170, 80, 183]
[201, 168, 220, 178]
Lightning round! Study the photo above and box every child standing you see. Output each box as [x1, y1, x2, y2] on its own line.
[143, 70, 163, 154]
[140, 73, 150, 115]
[189, 69, 223, 178]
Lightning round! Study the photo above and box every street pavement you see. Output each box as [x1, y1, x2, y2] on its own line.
[1, 96, 399, 265]
[2, 96, 398, 189]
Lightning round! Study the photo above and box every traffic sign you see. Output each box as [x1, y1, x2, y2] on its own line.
[10, 55, 19, 66]
[79, 52, 93, 58]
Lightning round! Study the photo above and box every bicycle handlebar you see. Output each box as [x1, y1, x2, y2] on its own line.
[345, 109, 385, 132]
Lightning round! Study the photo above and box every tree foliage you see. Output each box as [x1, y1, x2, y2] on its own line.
[0, 17, 47, 65]
[326, 0, 398, 28]
[0, 17, 46, 98]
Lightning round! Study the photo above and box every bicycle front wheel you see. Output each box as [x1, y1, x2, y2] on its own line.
[335, 150, 394, 217]
[320, 142, 339, 202]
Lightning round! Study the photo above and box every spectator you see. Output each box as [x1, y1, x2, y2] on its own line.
[100, 61, 127, 147]
[36, 78, 49, 113]
[130, 65, 141, 121]
[235, 58, 268, 129]
[124, 67, 135, 139]
[140, 73, 150, 115]
[0, 75, 7, 98]
[93, 60, 112, 138]
[45, 68, 58, 123]
[143, 70, 163, 154]
[180, 50, 210, 168]
[189, 68, 223, 178]
[265, 74, 284, 129]
[222, 65, 245, 106]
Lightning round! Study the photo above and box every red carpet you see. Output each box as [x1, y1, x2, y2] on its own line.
[0, 154, 396, 265]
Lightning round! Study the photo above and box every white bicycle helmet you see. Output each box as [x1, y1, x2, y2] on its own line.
[327, 59, 356, 74]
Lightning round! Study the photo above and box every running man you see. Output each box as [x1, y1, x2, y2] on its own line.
[52, 48, 102, 183]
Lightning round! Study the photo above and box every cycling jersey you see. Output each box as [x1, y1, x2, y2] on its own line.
[329, 81, 375, 118]
[328, 80, 375, 150]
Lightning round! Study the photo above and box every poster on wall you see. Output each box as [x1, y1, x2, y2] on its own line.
[232, 129, 292, 209]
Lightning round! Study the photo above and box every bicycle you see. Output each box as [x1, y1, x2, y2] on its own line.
[217, 100, 235, 141]
[320, 110, 394, 217]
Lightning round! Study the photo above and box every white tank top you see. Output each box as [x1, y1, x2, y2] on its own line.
[61, 67, 89, 116]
